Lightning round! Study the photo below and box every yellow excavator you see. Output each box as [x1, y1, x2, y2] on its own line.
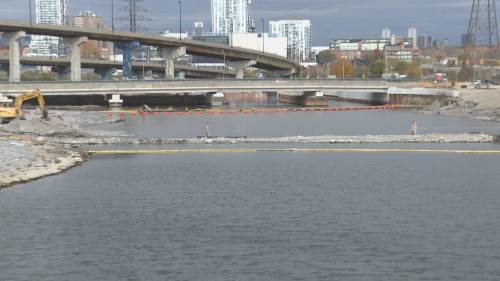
[0, 89, 48, 124]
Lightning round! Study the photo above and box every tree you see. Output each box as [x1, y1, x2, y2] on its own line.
[393, 61, 410, 75]
[407, 63, 422, 79]
[81, 41, 102, 59]
[330, 59, 354, 78]
[317, 50, 337, 64]
[368, 60, 386, 78]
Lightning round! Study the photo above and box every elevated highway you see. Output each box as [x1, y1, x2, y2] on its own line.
[0, 20, 299, 82]
[0, 56, 236, 79]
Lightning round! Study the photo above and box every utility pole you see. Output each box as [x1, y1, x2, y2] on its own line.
[178, 0, 183, 40]
[29, 0, 32, 25]
[111, 0, 115, 32]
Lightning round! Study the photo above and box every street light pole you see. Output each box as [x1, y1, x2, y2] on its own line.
[178, 0, 182, 41]
[111, 0, 115, 32]
[261, 18, 265, 53]
[29, 0, 32, 25]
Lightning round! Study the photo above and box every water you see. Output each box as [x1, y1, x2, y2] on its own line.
[1, 107, 500, 280]
[106, 101, 500, 138]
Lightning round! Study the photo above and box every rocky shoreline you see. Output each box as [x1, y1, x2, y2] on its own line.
[419, 88, 500, 122]
[0, 140, 87, 189]
[40, 133, 496, 145]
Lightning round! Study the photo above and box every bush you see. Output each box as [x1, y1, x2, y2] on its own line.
[21, 71, 58, 81]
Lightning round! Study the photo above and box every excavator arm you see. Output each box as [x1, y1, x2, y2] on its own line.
[0, 89, 48, 121]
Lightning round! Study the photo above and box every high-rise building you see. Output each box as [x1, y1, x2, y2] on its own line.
[71, 11, 104, 30]
[408, 27, 418, 49]
[382, 28, 391, 39]
[269, 19, 312, 62]
[29, 0, 68, 56]
[71, 11, 112, 59]
[211, 0, 254, 34]
[417, 35, 433, 49]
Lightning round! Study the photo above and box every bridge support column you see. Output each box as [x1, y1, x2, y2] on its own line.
[206, 92, 225, 107]
[64, 36, 87, 81]
[108, 94, 123, 108]
[227, 60, 256, 79]
[115, 41, 141, 79]
[3, 31, 25, 82]
[162, 47, 186, 80]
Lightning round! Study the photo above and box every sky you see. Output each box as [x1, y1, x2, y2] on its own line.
[0, 0, 473, 45]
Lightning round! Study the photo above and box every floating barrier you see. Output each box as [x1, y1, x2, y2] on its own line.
[88, 148, 500, 155]
[105, 105, 401, 118]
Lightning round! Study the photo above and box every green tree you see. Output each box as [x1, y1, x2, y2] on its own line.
[368, 60, 386, 78]
[317, 50, 337, 64]
[393, 61, 410, 75]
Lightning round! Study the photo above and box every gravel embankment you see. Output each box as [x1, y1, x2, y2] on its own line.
[420, 88, 500, 122]
[0, 110, 121, 188]
[35, 133, 494, 145]
[0, 140, 86, 188]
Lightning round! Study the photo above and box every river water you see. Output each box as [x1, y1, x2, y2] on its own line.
[1, 104, 500, 281]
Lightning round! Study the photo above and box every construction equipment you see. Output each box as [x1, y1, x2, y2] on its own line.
[0, 89, 48, 123]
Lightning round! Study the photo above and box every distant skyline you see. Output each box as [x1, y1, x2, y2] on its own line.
[0, 0, 474, 45]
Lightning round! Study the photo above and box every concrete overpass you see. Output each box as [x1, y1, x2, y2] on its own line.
[0, 79, 393, 96]
[0, 20, 299, 82]
[0, 80, 451, 107]
[0, 56, 236, 79]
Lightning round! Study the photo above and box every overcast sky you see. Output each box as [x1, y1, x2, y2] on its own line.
[0, 0, 472, 45]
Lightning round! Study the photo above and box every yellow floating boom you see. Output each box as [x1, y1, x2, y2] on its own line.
[87, 148, 500, 155]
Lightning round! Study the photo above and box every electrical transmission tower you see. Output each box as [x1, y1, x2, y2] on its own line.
[463, 0, 500, 70]
[119, 0, 149, 32]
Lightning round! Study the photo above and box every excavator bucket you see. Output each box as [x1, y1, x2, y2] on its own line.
[42, 109, 49, 120]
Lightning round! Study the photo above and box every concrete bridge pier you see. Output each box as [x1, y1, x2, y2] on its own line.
[228, 60, 256, 79]
[162, 47, 186, 80]
[108, 94, 124, 108]
[279, 91, 328, 107]
[206, 92, 225, 106]
[63, 36, 87, 81]
[3, 31, 25, 82]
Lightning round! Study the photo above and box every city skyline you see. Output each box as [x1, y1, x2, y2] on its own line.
[0, 0, 476, 45]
